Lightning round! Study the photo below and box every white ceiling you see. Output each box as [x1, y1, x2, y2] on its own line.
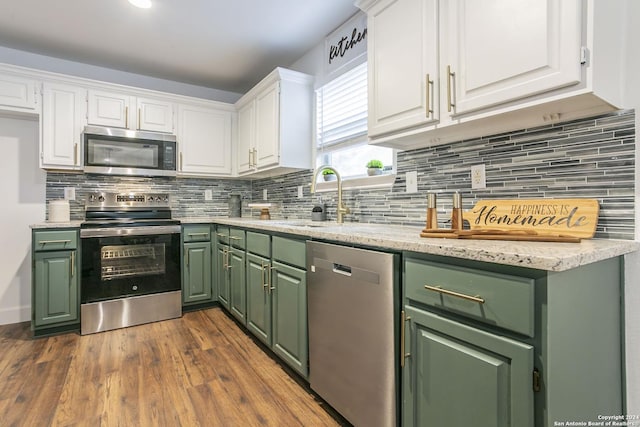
[0, 0, 359, 94]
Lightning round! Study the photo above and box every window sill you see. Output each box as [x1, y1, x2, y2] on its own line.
[313, 173, 397, 192]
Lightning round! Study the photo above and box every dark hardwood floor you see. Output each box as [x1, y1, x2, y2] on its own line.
[0, 307, 344, 426]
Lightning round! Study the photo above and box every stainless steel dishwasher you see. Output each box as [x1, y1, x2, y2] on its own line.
[307, 241, 399, 427]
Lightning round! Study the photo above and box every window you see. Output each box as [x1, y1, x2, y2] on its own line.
[316, 62, 393, 179]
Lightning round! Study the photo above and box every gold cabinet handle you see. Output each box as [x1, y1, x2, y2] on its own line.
[125, 106, 129, 128]
[185, 249, 189, 267]
[261, 261, 269, 291]
[74, 143, 78, 166]
[424, 284, 485, 304]
[188, 232, 209, 237]
[251, 148, 258, 169]
[401, 310, 411, 368]
[39, 239, 72, 245]
[425, 74, 434, 119]
[179, 152, 183, 171]
[447, 65, 455, 112]
[70, 251, 75, 277]
[268, 265, 276, 293]
[222, 248, 229, 269]
[248, 149, 253, 168]
[137, 108, 141, 130]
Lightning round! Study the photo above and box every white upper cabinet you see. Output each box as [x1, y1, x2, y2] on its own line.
[136, 97, 175, 133]
[443, 0, 581, 115]
[367, 0, 439, 137]
[177, 103, 233, 176]
[41, 82, 86, 170]
[88, 89, 174, 133]
[87, 89, 130, 128]
[0, 73, 39, 114]
[235, 68, 313, 177]
[358, 0, 627, 149]
[236, 101, 255, 174]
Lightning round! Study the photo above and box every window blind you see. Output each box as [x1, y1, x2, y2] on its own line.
[316, 62, 368, 151]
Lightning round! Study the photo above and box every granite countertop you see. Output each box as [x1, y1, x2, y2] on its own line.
[30, 221, 84, 229]
[180, 217, 639, 272]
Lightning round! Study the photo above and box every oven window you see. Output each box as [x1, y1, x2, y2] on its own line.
[101, 243, 166, 280]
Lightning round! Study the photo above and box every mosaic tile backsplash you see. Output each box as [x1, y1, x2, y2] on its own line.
[46, 109, 635, 239]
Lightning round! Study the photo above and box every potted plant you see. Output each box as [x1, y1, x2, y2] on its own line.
[322, 168, 337, 181]
[366, 159, 384, 176]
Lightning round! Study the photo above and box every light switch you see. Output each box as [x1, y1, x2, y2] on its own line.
[204, 189, 212, 200]
[298, 186, 304, 198]
[263, 189, 268, 200]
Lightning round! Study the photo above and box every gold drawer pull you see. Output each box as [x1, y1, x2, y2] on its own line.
[229, 236, 242, 241]
[424, 285, 485, 304]
[39, 239, 72, 245]
[188, 232, 209, 237]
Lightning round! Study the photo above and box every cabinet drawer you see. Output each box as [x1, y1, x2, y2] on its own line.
[33, 230, 78, 251]
[229, 228, 245, 249]
[272, 236, 306, 269]
[182, 225, 211, 242]
[246, 231, 270, 257]
[404, 257, 534, 337]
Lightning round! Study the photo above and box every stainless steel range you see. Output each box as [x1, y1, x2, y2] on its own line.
[80, 192, 181, 335]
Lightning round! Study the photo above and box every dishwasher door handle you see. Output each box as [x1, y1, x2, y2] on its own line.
[332, 263, 352, 276]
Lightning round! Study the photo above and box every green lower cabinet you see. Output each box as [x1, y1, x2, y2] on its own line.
[245, 232, 308, 378]
[246, 252, 271, 344]
[228, 247, 246, 324]
[182, 241, 212, 304]
[403, 306, 533, 427]
[271, 260, 307, 378]
[216, 243, 230, 309]
[33, 250, 79, 327]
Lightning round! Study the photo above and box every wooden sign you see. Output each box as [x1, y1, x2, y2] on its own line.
[466, 199, 599, 238]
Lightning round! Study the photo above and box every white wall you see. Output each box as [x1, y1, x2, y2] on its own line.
[0, 116, 46, 325]
[0, 45, 242, 103]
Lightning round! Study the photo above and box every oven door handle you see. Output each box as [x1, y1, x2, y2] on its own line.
[80, 225, 181, 238]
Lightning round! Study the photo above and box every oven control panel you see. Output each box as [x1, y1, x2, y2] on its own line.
[86, 192, 171, 208]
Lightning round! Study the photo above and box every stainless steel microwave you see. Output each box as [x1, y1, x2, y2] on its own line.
[83, 126, 177, 177]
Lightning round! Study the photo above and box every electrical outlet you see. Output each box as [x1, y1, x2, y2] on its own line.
[471, 164, 486, 189]
[297, 185, 304, 198]
[263, 189, 268, 200]
[64, 187, 75, 200]
[406, 171, 418, 193]
[204, 189, 212, 200]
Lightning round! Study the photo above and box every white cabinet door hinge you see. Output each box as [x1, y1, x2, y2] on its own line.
[580, 46, 589, 66]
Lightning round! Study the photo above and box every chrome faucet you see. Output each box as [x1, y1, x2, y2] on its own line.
[311, 165, 350, 224]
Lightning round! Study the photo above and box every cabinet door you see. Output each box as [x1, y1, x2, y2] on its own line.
[403, 306, 533, 427]
[137, 97, 174, 133]
[236, 100, 255, 174]
[87, 89, 131, 128]
[229, 247, 246, 324]
[246, 253, 271, 345]
[34, 251, 78, 327]
[254, 82, 280, 169]
[178, 104, 232, 175]
[367, 0, 439, 137]
[271, 261, 308, 377]
[41, 82, 86, 170]
[443, 0, 582, 115]
[182, 242, 212, 304]
[0, 74, 38, 111]
[216, 244, 230, 309]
